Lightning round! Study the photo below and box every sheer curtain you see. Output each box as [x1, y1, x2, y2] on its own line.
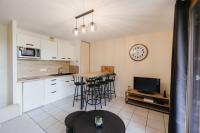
[188, 1, 200, 132]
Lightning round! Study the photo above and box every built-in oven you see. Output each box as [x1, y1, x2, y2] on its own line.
[17, 46, 41, 59]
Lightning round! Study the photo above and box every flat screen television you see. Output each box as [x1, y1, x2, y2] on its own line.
[133, 77, 160, 94]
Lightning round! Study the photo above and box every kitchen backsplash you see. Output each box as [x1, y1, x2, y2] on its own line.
[17, 60, 70, 78]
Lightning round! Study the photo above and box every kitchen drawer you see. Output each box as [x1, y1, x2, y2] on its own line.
[44, 78, 59, 104]
[45, 89, 58, 104]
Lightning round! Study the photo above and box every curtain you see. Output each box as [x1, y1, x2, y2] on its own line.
[169, 0, 189, 133]
[189, 1, 200, 132]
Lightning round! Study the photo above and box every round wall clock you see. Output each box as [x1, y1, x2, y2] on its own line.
[129, 44, 148, 61]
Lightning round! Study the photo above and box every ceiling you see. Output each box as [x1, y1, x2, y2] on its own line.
[0, 0, 175, 41]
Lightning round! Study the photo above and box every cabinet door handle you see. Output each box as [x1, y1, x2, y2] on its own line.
[26, 44, 34, 46]
[51, 83, 56, 85]
[65, 81, 70, 82]
[61, 58, 66, 59]
[52, 57, 57, 59]
[51, 79, 56, 81]
[67, 58, 71, 59]
[51, 91, 56, 93]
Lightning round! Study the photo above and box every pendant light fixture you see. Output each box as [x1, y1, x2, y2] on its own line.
[73, 9, 96, 36]
[81, 17, 87, 33]
[90, 12, 97, 32]
[73, 19, 79, 36]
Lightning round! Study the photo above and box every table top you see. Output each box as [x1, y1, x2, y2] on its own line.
[73, 110, 125, 133]
[74, 71, 111, 78]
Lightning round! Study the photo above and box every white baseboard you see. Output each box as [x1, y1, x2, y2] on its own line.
[0, 104, 21, 124]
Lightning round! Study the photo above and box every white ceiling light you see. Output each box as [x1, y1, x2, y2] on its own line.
[73, 19, 79, 36]
[81, 17, 87, 33]
[73, 9, 96, 36]
[90, 12, 97, 32]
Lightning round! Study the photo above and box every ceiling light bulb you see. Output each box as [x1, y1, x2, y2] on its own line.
[90, 22, 97, 32]
[81, 25, 87, 33]
[73, 28, 79, 36]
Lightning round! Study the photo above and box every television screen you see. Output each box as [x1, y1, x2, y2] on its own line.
[134, 77, 160, 93]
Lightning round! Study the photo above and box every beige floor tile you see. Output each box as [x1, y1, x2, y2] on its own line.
[45, 122, 65, 133]
[29, 112, 50, 122]
[148, 110, 164, 121]
[38, 117, 58, 129]
[146, 126, 165, 133]
[147, 118, 165, 132]
[134, 108, 149, 118]
[118, 110, 133, 120]
[131, 114, 147, 125]
[127, 121, 146, 133]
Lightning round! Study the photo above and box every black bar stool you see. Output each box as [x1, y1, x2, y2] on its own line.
[106, 73, 117, 99]
[72, 75, 86, 107]
[97, 76, 110, 106]
[85, 77, 102, 110]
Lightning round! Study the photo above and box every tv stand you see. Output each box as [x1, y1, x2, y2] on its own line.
[125, 87, 170, 114]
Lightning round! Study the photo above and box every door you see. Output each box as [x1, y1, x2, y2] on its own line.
[80, 41, 90, 73]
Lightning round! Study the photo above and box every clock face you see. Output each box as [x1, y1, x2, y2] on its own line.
[129, 44, 148, 61]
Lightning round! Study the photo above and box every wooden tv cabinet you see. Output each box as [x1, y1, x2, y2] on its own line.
[125, 87, 170, 114]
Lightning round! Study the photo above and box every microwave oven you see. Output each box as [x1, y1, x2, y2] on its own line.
[17, 46, 41, 59]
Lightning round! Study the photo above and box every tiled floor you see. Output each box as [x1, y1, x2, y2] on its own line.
[0, 96, 169, 133]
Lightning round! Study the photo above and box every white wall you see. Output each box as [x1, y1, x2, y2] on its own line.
[0, 24, 9, 108]
[90, 31, 173, 97]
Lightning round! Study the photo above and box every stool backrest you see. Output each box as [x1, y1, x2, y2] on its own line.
[73, 75, 81, 84]
[107, 73, 116, 81]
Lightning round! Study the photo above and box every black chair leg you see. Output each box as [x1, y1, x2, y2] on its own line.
[85, 93, 88, 111]
[73, 86, 77, 107]
[112, 82, 116, 98]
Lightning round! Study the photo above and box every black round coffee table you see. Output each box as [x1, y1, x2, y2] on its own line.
[73, 110, 125, 133]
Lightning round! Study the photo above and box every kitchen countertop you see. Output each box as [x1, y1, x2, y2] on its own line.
[17, 73, 74, 82]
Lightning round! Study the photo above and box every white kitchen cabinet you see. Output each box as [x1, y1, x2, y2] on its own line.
[17, 33, 41, 49]
[57, 76, 74, 99]
[41, 39, 58, 60]
[57, 40, 75, 61]
[13, 82, 23, 114]
[44, 78, 59, 104]
[23, 80, 45, 112]
[45, 76, 74, 104]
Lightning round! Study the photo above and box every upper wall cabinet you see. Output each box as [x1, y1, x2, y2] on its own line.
[58, 40, 75, 61]
[41, 39, 58, 60]
[17, 33, 41, 49]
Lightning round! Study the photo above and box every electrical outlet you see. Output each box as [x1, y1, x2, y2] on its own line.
[40, 68, 47, 72]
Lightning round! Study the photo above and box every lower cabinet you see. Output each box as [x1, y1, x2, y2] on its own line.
[19, 75, 74, 112]
[23, 80, 45, 112]
[57, 76, 74, 99]
[44, 78, 59, 104]
[45, 76, 74, 104]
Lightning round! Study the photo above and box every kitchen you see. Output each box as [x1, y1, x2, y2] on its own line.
[15, 26, 90, 114]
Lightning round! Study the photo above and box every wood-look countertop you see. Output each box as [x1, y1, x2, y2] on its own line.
[74, 71, 111, 78]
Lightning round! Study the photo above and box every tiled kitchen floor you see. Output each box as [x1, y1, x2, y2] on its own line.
[0, 96, 169, 133]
